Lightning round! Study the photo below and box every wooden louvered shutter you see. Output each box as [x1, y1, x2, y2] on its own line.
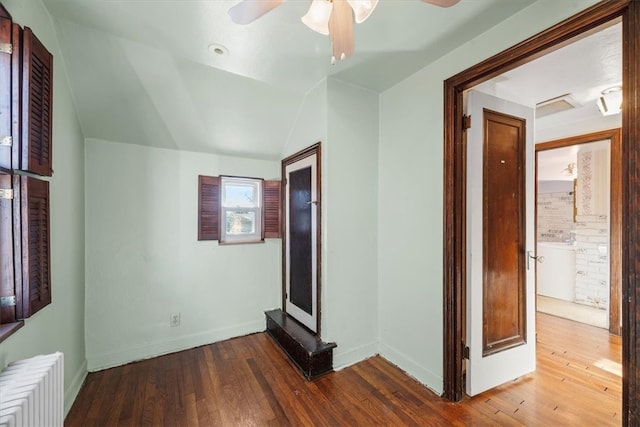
[263, 180, 281, 238]
[0, 10, 9, 171]
[0, 174, 16, 324]
[10, 23, 21, 171]
[0, 10, 17, 172]
[19, 176, 50, 317]
[198, 175, 220, 241]
[21, 27, 53, 177]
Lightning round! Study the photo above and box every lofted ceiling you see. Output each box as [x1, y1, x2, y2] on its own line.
[41, 0, 537, 159]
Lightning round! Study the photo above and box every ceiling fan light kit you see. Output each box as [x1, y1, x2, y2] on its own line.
[346, 0, 379, 24]
[328, 0, 356, 63]
[229, 0, 460, 63]
[301, 0, 334, 35]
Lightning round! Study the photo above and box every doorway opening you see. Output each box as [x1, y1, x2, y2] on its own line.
[281, 142, 322, 333]
[535, 129, 622, 335]
[442, 1, 639, 421]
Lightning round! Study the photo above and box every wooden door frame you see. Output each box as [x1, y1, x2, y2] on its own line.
[535, 129, 622, 336]
[443, 2, 640, 424]
[281, 142, 322, 334]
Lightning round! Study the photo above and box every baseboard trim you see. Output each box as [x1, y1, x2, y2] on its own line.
[87, 320, 264, 371]
[333, 341, 379, 370]
[64, 358, 87, 417]
[379, 342, 443, 395]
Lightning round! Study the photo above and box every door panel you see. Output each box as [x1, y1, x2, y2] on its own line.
[482, 110, 527, 356]
[289, 166, 313, 315]
[466, 91, 535, 396]
[284, 152, 318, 332]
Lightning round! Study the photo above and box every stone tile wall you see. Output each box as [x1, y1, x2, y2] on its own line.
[574, 214, 609, 308]
[537, 191, 574, 242]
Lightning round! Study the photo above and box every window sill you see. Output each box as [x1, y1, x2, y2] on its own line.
[219, 239, 265, 245]
[0, 321, 25, 344]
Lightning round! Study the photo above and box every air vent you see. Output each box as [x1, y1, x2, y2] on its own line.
[535, 94, 579, 118]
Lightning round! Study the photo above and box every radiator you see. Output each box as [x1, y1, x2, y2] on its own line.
[0, 352, 64, 427]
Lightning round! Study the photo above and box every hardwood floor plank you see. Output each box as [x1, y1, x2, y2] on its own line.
[66, 314, 621, 426]
[246, 357, 289, 424]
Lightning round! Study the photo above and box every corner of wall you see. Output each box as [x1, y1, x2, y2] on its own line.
[64, 358, 88, 416]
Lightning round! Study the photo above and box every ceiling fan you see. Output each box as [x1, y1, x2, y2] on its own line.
[228, 0, 461, 63]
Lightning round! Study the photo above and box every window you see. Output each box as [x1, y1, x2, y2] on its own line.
[197, 175, 281, 242]
[0, 5, 53, 341]
[220, 176, 262, 244]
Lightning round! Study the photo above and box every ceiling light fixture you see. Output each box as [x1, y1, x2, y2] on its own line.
[208, 43, 229, 56]
[228, 0, 460, 63]
[597, 85, 622, 116]
[301, 0, 376, 63]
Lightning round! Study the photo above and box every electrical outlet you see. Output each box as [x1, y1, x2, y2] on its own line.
[170, 313, 180, 327]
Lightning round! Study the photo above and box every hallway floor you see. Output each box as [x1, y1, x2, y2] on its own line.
[537, 294, 608, 329]
[66, 313, 621, 426]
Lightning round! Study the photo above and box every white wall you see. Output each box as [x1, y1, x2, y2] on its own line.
[324, 79, 379, 367]
[281, 77, 380, 368]
[378, 0, 600, 394]
[0, 0, 87, 415]
[282, 79, 328, 158]
[84, 140, 281, 370]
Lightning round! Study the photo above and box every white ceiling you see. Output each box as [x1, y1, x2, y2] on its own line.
[41, 0, 536, 159]
[537, 140, 610, 182]
[474, 21, 622, 182]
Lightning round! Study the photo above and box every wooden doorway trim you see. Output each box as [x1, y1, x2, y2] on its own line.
[443, 2, 639, 424]
[281, 142, 322, 335]
[535, 129, 622, 336]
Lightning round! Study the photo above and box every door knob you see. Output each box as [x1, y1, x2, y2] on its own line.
[527, 251, 544, 269]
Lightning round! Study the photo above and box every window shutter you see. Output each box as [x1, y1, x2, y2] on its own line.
[198, 175, 219, 241]
[19, 176, 50, 317]
[0, 11, 12, 172]
[21, 27, 53, 177]
[263, 180, 281, 238]
[10, 23, 21, 172]
[0, 174, 16, 324]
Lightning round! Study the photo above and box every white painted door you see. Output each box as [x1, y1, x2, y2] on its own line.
[465, 90, 536, 396]
[285, 153, 318, 332]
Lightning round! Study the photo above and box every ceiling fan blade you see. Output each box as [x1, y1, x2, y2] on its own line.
[228, 0, 284, 25]
[422, 0, 460, 8]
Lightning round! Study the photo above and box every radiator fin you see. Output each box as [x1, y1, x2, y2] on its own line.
[0, 352, 64, 427]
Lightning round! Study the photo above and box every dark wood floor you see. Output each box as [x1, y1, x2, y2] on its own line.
[66, 312, 622, 426]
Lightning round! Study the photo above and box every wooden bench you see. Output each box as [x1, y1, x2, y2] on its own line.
[265, 309, 337, 380]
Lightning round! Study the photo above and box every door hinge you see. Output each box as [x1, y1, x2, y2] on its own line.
[0, 43, 12, 54]
[0, 296, 16, 307]
[462, 115, 471, 131]
[463, 344, 470, 359]
[0, 189, 13, 200]
[0, 136, 12, 147]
